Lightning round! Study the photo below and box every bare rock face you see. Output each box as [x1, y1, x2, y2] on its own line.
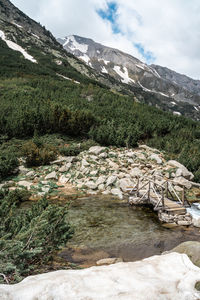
[1, 253, 200, 299]
[58, 35, 200, 120]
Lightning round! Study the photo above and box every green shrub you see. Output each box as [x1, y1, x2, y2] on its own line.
[59, 144, 81, 156]
[0, 150, 19, 181]
[0, 190, 73, 283]
[22, 141, 57, 167]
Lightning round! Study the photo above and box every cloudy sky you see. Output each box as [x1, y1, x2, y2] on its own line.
[11, 0, 200, 79]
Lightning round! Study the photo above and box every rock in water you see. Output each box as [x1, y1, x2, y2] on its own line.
[1, 253, 200, 299]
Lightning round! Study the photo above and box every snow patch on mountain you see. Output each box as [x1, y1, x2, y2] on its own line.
[101, 66, 108, 74]
[56, 73, 80, 84]
[79, 54, 90, 64]
[138, 81, 169, 97]
[0, 30, 37, 63]
[64, 35, 88, 53]
[12, 22, 23, 28]
[31, 33, 39, 39]
[103, 59, 110, 65]
[114, 66, 135, 84]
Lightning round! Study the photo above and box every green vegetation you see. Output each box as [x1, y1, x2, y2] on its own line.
[0, 37, 199, 181]
[0, 189, 73, 283]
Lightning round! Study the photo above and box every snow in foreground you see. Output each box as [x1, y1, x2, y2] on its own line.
[0, 30, 37, 63]
[1, 253, 200, 300]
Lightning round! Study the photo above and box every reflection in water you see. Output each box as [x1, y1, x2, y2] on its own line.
[62, 196, 200, 264]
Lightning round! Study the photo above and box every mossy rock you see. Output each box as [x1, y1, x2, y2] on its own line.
[168, 241, 200, 267]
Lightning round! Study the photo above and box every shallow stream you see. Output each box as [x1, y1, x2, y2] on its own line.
[59, 196, 200, 267]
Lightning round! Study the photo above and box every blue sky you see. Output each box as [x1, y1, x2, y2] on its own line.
[10, 0, 200, 79]
[97, 2, 155, 64]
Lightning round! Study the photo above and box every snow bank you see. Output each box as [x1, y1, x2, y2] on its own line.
[0, 30, 37, 63]
[64, 35, 88, 53]
[1, 253, 200, 299]
[114, 66, 135, 84]
[101, 66, 108, 73]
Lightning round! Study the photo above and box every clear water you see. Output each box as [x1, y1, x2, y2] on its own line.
[60, 195, 200, 265]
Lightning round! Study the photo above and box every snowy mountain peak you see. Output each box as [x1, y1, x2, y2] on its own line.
[58, 34, 200, 112]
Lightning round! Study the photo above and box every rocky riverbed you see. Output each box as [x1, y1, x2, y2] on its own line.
[1, 144, 199, 225]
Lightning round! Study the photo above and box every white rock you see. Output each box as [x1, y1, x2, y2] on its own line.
[167, 160, 194, 180]
[17, 181, 32, 190]
[106, 175, 117, 186]
[59, 163, 71, 173]
[99, 152, 108, 159]
[129, 167, 143, 178]
[108, 160, 119, 170]
[45, 171, 57, 180]
[1, 253, 200, 300]
[88, 146, 106, 155]
[119, 178, 133, 192]
[150, 154, 163, 164]
[41, 186, 50, 193]
[26, 171, 35, 177]
[58, 175, 69, 184]
[111, 188, 123, 199]
[96, 257, 123, 266]
[173, 177, 192, 189]
[135, 152, 146, 160]
[90, 170, 98, 176]
[85, 181, 97, 190]
[81, 159, 90, 167]
[18, 165, 29, 174]
[98, 184, 105, 191]
[125, 151, 135, 158]
[96, 176, 106, 186]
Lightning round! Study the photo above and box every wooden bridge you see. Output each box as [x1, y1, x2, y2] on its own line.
[127, 176, 190, 215]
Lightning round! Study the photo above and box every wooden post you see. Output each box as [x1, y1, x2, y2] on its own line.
[166, 181, 169, 198]
[137, 177, 139, 197]
[182, 186, 185, 206]
[162, 187, 164, 211]
[148, 181, 151, 201]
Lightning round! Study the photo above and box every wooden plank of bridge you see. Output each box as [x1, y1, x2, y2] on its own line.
[149, 195, 186, 215]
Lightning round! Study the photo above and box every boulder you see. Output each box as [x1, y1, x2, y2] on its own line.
[58, 175, 69, 184]
[81, 159, 90, 167]
[106, 175, 117, 187]
[167, 160, 194, 180]
[129, 167, 143, 178]
[88, 146, 106, 155]
[173, 177, 192, 189]
[108, 160, 119, 170]
[96, 176, 106, 186]
[149, 154, 162, 164]
[168, 241, 200, 267]
[111, 188, 123, 199]
[17, 181, 32, 190]
[18, 165, 29, 174]
[45, 171, 57, 180]
[98, 184, 105, 191]
[1, 253, 200, 299]
[85, 181, 97, 190]
[26, 171, 35, 177]
[59, 163, 71, 173]
[119, 178, 133, 192]
[96, 257, 123, 266]
[99, 152, 108, 159]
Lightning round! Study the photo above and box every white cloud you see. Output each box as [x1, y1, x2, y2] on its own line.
[10, 0, 200, 79]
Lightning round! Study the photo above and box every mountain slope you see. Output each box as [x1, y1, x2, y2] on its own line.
[58, 35, 200, 120]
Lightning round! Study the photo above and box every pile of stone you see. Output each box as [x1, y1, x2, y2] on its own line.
[0, 144, 198, 226]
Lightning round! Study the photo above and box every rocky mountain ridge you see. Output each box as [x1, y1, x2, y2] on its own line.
[58, 35, 200, 120]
